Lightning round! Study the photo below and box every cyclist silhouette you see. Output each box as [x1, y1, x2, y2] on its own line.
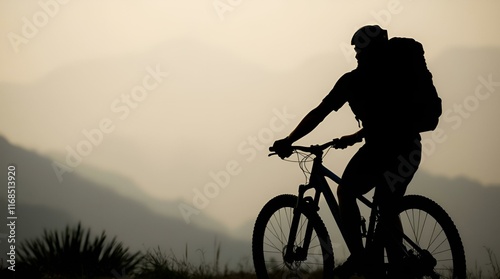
[272, 25, 423, 278]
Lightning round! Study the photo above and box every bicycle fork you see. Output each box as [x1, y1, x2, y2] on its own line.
[284, 184, 320, 263]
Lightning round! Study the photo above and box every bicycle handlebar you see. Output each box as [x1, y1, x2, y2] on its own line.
[268, 139, 340, 157]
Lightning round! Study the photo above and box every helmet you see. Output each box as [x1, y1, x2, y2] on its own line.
[351, 25, 388, 49]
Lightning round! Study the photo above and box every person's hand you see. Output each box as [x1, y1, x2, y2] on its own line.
[333, 133, 362, 149]
[271, 137, 293, 159]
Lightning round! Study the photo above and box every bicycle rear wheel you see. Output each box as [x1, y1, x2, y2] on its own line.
[393, 195, 466, 279]
[252, 194, 334, 279]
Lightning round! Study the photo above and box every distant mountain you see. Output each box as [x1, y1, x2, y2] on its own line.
[73, 162, 231, 234]
[2, 133, 500, 271]
[0, 135, 251, 268]
[1, 42, 499, 272]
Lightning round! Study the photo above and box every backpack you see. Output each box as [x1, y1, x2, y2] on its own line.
[387, 37, 442, 133]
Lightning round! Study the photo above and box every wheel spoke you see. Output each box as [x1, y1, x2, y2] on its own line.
[395, 195, 466, 279]
[253, 195, 333, 279]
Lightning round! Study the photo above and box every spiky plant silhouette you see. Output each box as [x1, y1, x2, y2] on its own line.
[17, 222, 141, 278]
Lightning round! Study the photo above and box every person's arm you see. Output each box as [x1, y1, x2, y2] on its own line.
[287, 100, 334, 143]
[272, 73, 351, 158]
[271, 101, 333, 158]
[287, 73, 352, 143]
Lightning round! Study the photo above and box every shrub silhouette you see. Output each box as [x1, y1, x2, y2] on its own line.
[17, 222, 141, 278]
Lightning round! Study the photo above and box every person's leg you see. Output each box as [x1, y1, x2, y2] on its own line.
[337, 184, 364, 255]
[337, 145, 377, 257]
[380, 139, 422, 277]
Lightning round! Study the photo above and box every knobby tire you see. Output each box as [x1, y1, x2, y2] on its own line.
[393, 195, 466, 279]
[252, 194, 334, 279]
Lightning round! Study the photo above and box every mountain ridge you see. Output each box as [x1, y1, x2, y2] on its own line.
[1, 42, 499, 270]
[0, 134, 251, 268]
[1, 130, 500, 270]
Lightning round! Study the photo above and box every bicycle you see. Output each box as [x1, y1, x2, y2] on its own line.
[252, 139, 466, 279]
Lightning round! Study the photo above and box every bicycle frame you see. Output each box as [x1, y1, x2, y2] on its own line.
[283, 144, 427, 265]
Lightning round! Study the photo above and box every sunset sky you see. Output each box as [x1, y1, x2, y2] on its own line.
[1, 0, 500, 230]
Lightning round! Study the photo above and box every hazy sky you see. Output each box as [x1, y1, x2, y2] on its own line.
[1, 0, 500, 229]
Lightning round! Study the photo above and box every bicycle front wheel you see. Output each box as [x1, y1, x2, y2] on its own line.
[396, 195, 466, 279]
[252, 194, 334, 279]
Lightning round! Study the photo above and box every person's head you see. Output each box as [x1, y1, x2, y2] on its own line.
[351, 25, 388, 61]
